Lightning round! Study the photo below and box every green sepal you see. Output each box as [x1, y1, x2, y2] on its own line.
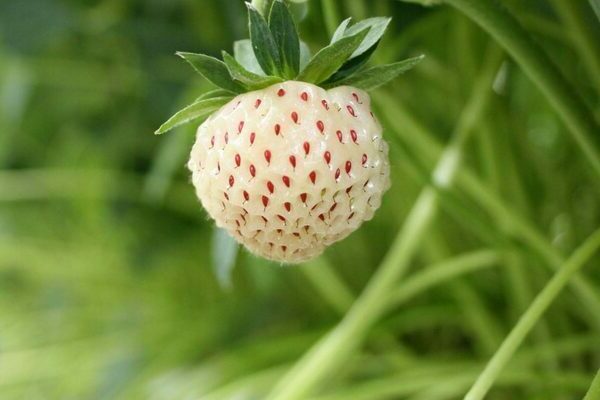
[268, 0, 300, 79]
[325, 39, 379, 84]
[332, 17, 391, 58]
[222, 51, 284, 90]
[154, 96, 232, 135]
[331, 17, 352, 43]
[323, 55, 425, 90]
[176, 52, 244, 93]
[195, 89, 234, 102]
[247, 3, 281, 76]
[299, 41, 311, 70]
[233, 40, 265, 75]
[296, 27, 369, 84]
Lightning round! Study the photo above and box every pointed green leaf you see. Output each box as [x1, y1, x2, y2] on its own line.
[222, 51, 284, 89]
[331, 17, 352, 43]
[324, 55, 425, 90]
[300, 41, 311, 70]
[253, 0, 274, 17]
[154, 96, 232, 135]
[195, 89, 234, 102]
[334, 17, 391, 58]
[296, 27, 370, 84]
[326, 39, 380, 84]
[176, 52, 244, 93]
[247, 3, 281, 76]
[234, 39, 265, 75]
[268, 0, 300, 78]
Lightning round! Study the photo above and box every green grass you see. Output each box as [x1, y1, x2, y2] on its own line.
[0, 0, 599, 399]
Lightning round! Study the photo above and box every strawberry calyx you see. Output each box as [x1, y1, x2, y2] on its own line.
[155, 0, 423, 135]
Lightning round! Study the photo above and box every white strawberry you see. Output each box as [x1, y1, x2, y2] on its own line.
[155, 0, 423, 263]
[188, 81, 390, 262]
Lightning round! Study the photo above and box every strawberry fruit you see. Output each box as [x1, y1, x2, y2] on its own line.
[156, 0, 423, 263]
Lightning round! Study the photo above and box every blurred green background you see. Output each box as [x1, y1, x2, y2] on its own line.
[1, 0, 599, 399]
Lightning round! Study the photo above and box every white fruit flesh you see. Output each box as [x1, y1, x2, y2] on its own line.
[188, 81, 390, 263]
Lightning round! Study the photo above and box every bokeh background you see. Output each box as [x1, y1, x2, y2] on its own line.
[1, 0, 599, 399]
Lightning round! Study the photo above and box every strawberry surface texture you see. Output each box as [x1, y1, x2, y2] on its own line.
[188, 81, 390, 263]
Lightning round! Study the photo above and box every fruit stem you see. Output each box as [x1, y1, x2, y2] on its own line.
[265, 45, 503, 400]
[441, 0, 600, 179]
[465, 227, 600, 400]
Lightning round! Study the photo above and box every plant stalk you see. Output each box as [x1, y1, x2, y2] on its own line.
[465, 227, 600, 400]
[441, 0, 600, 178]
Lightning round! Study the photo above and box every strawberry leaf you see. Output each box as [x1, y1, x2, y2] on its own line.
[176, 52, 244, 93]
[324, 55, 425, 90]
[233, 39, 265, 75]
[155, 96, 232, 135]
[331, 18, 352, 43]
[333, 17, 391, 58]
[296, 27, 370, 84]
[325, 39, 379, 84]
[268, 0, 300, 79]
[247, 3, 281, 76]
[300, 40, 311, 70]
[222, 51, 284, 89]
[195, 89, 234, 102]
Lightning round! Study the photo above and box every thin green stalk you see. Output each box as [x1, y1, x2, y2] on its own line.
[422, 231, 504, 356]
[321, 0, 340, 37]
[583, 369, 600, 400]
[345, 0, 367, 19]
[300, 257, 354, 314]
[465, 227, 600, 400]
[590, 0, 600, 21]
[451, 280, 504, 355]
[265, 47, 503, 400]
[550, 0, 600, 92]
[440, 0, 600, 178]
[480, 101, 559, 372]
[389, 250, 499, 306]
[376, 92, 600, 329]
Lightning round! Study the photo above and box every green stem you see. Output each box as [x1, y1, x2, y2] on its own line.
[376, 92, 600, 329]
[265, 47, 503, 400]
[300, 257, 354, 314]
[550, 0, 600, 93]
[389, 250, 499, 307]
[590, 0, 600, 22]
[583, 369, 600, 400]
[442, 0, 600, 178]
[321, 0, 340, 37]
[465, 227, 600, 400]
